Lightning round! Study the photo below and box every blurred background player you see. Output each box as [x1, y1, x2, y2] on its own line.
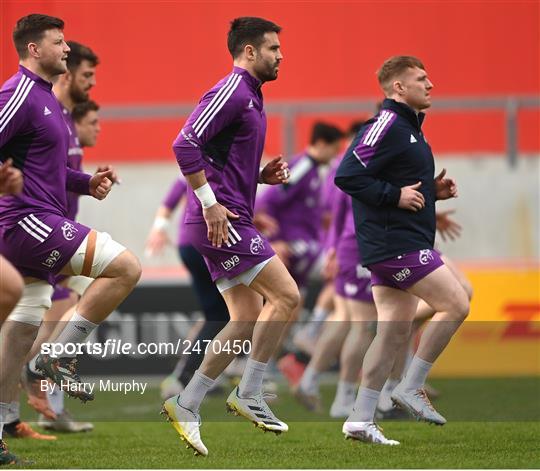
[254, 122, 343, 359]
[336, 55, 469, 445]
[161, 17, 298, 457]
[0, 14, 141, 463]
[278, 121, 365, 385]
[145, 176, 229, 399]
[293, 121, 377, 416]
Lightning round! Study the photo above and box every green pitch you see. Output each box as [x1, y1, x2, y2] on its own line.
[9, 377, 540, 468]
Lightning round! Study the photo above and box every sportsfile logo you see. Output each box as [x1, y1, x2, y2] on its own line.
[221, 255, 240, 271]
[392, 267, 412, 282]
[42, 250, 61, 269]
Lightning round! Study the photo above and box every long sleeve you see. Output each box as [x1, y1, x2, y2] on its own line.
[172, 74, 243, 175]
[162, 178, 187, 210]
[335, 112, 404, 207]
[327, 190, 348, 250]
[66, 168, 91, 195]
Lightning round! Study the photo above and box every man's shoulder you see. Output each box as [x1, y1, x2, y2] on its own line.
[0, 71, 39, 125]
[202, 71, 249, 102]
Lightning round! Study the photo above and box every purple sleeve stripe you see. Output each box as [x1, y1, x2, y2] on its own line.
[192, 74, 242, 138]
[362, 111, 395, 147]
[352, 111, 396, 167]
[0, 76, 34, 133]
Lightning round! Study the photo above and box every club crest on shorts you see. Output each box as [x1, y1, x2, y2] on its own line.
[249, 235, 265, 255]
[419, 249, 434, 265]
[61, 221, 78, 241]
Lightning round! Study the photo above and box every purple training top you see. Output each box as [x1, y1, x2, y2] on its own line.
[173, 66, 267, 224]
[0, 65, 91, 228]
[161, 177, 189, 246]
[255, 153, 326, 243]
[326, 182, 356, 253]
[62, 105, 84, 220]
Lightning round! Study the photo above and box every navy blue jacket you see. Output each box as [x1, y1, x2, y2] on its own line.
[335, 99, 436, 266]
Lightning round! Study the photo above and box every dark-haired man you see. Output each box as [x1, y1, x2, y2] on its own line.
[22, 44, 100, 435]
[162, 16, 298, 456]
[255, 122, 344, 291]
[0, 14, 141, 463]
[335, 56, 469, 445]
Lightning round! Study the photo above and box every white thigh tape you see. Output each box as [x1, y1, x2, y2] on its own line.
[66, 276, 94, 296]
[69, 231, 126, 278]
[8, 281, 53, 326]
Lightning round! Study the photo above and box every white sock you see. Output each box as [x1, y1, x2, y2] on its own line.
[0, 402, 9, 440]
[238, 358, 267, 398]
[5, 402, 19, 424]
[349, 386, 380, 423]
[28, 355, 39, 374]
[383, 377, 400, 393]
[48, 388, 64, 415]
[299, 365, 320, 395]
[378, 378, 399, 412]
[334, 380, 356, 404]
[177, 370, 215, 412]
[52, 312, 98, 357]
[400, 356, 433, 391]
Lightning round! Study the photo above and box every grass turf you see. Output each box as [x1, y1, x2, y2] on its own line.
[7, 377, 540, 468]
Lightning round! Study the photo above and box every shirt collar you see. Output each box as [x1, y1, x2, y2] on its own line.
[233, 66, 262, 91]
[18, 64, 53, 91]
[382, 98, 425, 129]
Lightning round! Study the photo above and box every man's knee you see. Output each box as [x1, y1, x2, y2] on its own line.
[7, 281, 53, 326]
[462, 278, 473, 301]
[276, 286, 301, 319]
[112, 250, 142, 286]
[69, 231, 141, 283]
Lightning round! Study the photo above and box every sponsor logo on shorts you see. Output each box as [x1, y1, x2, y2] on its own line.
[392, 267, 412, 282]
[42, 250, 61, 269]
[249, 235, 265, 255]
[419, 249, 434, 266]
[221, 255, 240, 271]
[61, 221, 78, 241]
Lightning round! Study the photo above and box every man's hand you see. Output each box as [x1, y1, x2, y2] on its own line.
[145, 229, 171, 257]
[95, 164, 121, 184]
[436, 209, 462, 242]
[398, 182, 425, 211]
[434, 168, 457, 200]
[89, 169, 114, 200]
[260, 156, 290, 185]
[203, 203, 239, 247]
[0, 159, 23, 195]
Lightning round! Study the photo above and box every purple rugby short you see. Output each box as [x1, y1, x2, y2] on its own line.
[0, 212, 90, 285]
[335, 238, 373, 302]
[368, 248, 444, 290]
[183, 220, 275, 282]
